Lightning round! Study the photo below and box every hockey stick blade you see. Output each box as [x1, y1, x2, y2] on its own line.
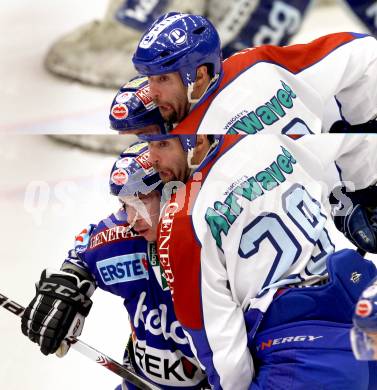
[0, 292, 161, 390]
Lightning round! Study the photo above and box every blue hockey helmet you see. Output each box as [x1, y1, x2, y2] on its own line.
[109, 141, 163, 197]
[132, 12, 222, 87]
[138, 134, 197, 153]
[351, 277, 377, 360]
[109, 75, 165, 133]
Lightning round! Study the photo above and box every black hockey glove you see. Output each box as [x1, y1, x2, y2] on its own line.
[329, 119, 377, 133]
[331, 186, 377, 253]
[21, 268, 95, 356]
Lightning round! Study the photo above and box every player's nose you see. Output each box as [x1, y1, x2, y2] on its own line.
[148, 79, 160, 100]
[148, 146, 160, 166]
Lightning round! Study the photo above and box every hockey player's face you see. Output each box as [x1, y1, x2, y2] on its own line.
[148, 138, 189, 183]
[119, 124, 162, 135]
[148, 73, 189, 124]
[124, 191, 161, 242]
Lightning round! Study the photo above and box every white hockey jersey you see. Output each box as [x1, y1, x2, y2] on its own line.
[156, 135, 377, 389]
[171, 33, 377, 134]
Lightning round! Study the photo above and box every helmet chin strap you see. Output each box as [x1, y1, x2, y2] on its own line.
[187, 136, 220, 171]
[187, 74, 220, 105]
[187, 82, 200, 105]
[187, 147, 199, 170]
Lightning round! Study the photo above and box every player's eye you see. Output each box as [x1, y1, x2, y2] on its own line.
[159, 75, 168, 83]
[156, 140, 167, 148]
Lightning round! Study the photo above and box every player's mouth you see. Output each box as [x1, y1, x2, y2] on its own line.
[159, 103, 173, 113]
[158, 169, 174, 182]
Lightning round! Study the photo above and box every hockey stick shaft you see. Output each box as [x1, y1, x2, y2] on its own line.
[357, 248, 367, 257]
[0, 292, 161, 390]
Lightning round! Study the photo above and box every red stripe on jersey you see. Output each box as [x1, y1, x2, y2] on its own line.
[157, 136, 242, 330]
[171, 32, 356, 134]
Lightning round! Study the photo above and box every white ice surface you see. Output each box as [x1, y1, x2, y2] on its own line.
[0, 1, 368, 133]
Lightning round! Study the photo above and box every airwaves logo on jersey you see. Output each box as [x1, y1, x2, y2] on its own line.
[205, 146, 297, 249]
[97, 253, 148, 285]
[226, 80, 297, 134]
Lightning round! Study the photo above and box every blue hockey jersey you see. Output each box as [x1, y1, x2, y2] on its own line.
[63, 209, 207, 389]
